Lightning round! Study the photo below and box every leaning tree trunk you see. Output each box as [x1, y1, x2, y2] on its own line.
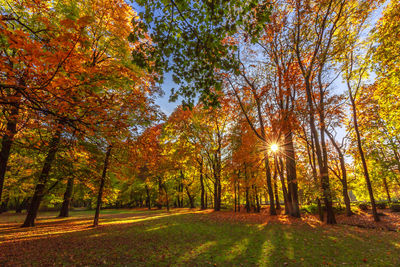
[338, 155, 353, 216]
[383, 177, 391, 203]
[307, 128, 324, 221]
[58, 176, 74, 217]
[0, 92, 21, 206]
[93, 145, 112, 227]
[349, 93, 379, 222]
[303, 78, 336, 224]
[22, 128, 62, 227]
[185, 186, 195, 208]
[325, 130, 353, 216]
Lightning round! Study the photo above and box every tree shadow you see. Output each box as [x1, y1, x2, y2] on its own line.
[1, 210, 399, 266]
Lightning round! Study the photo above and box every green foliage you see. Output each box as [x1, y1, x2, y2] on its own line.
[373, 0, 400, 135]
[135, 0, 271, 106]
[300, 204, 319, 214]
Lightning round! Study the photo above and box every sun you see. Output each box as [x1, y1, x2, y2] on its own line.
[270, 143, 279, 153]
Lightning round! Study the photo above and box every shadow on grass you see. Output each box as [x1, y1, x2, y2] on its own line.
[0, 209, 399, 266]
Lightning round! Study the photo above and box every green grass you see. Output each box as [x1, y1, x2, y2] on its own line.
[1, 209, 399, 266]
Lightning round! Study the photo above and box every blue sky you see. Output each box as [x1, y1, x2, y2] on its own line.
[133, 1, 386, 121]
[155, 72, 180, 116]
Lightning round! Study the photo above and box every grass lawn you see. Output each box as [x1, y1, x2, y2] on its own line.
[0, 208, 399, 266]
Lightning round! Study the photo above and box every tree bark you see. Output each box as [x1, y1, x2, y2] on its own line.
[237, 181, 240, 212]
[383, 176, 391, 203]
[185, 185, 195, 208]
[93, 145, 112, 227]
[0, 91, 21, 204]
[213, 156, 222, 211]
[245, 186, 250, 212]
[303, 77, 336, 224]
[325, 131, 353, 216]
[164, 184, 170, 211]
[234, 178, 237, 212]
[349, 91, 379, 222]
[306, 127, 324, 221]
[284, 131, 300, 217]
[200, 159, 206, 209]
[254, 186, 260, 212]
[276, 157, 289, 214]
[145, 184, 151, 209]
[16, 197, 30, 213]
[58, 176, 74, 217]
[22, 128, 62, 227]
[274, 174, 281, 210]
[157, 176, 163, 209]
[265, 156, 277, 215]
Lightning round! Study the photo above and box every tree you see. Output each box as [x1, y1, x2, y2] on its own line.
[373, 0, 400, 136]
[16, 0, 158, 227]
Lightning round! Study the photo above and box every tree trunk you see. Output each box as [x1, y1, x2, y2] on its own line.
[145, 185, 151, 210]
[285, 131, 300, 217]
[200, 160, 206, 209]
[16, 197, 30, 213]
[205, 190, 208, 209]
[317, 198, 324, 221]
[302, 74, 336, 224]
[58, 176, 74, 217]
[0, 91, 21, 205]
[383, 176, 391, 203]
[214, 178, 219, 211]
[245, 186, 250, 212]
[274, 176, 281, 210]
[272, 164, 281, 210]
[276, 157, 289, 215]
[176, 186, 181, 208]
[325, 131, 353, 216]
[93, 145, 112, 227]
[22, 128, 62, 227]
[164, 185, 170, 211]
[265, 156, 277, 215]
[237, 182, 240, 212]
[185, 186, 195, 208]
[349, 93, 379, 222]
[213, 157, 222, 211]
[304, 127, 323, 221]
[338, 155, 353, 216]
[0, 195, 9, 213]
[234, 178, 237, 212]
[254, 186, 260, 213]
[157, 176, 163, 209]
